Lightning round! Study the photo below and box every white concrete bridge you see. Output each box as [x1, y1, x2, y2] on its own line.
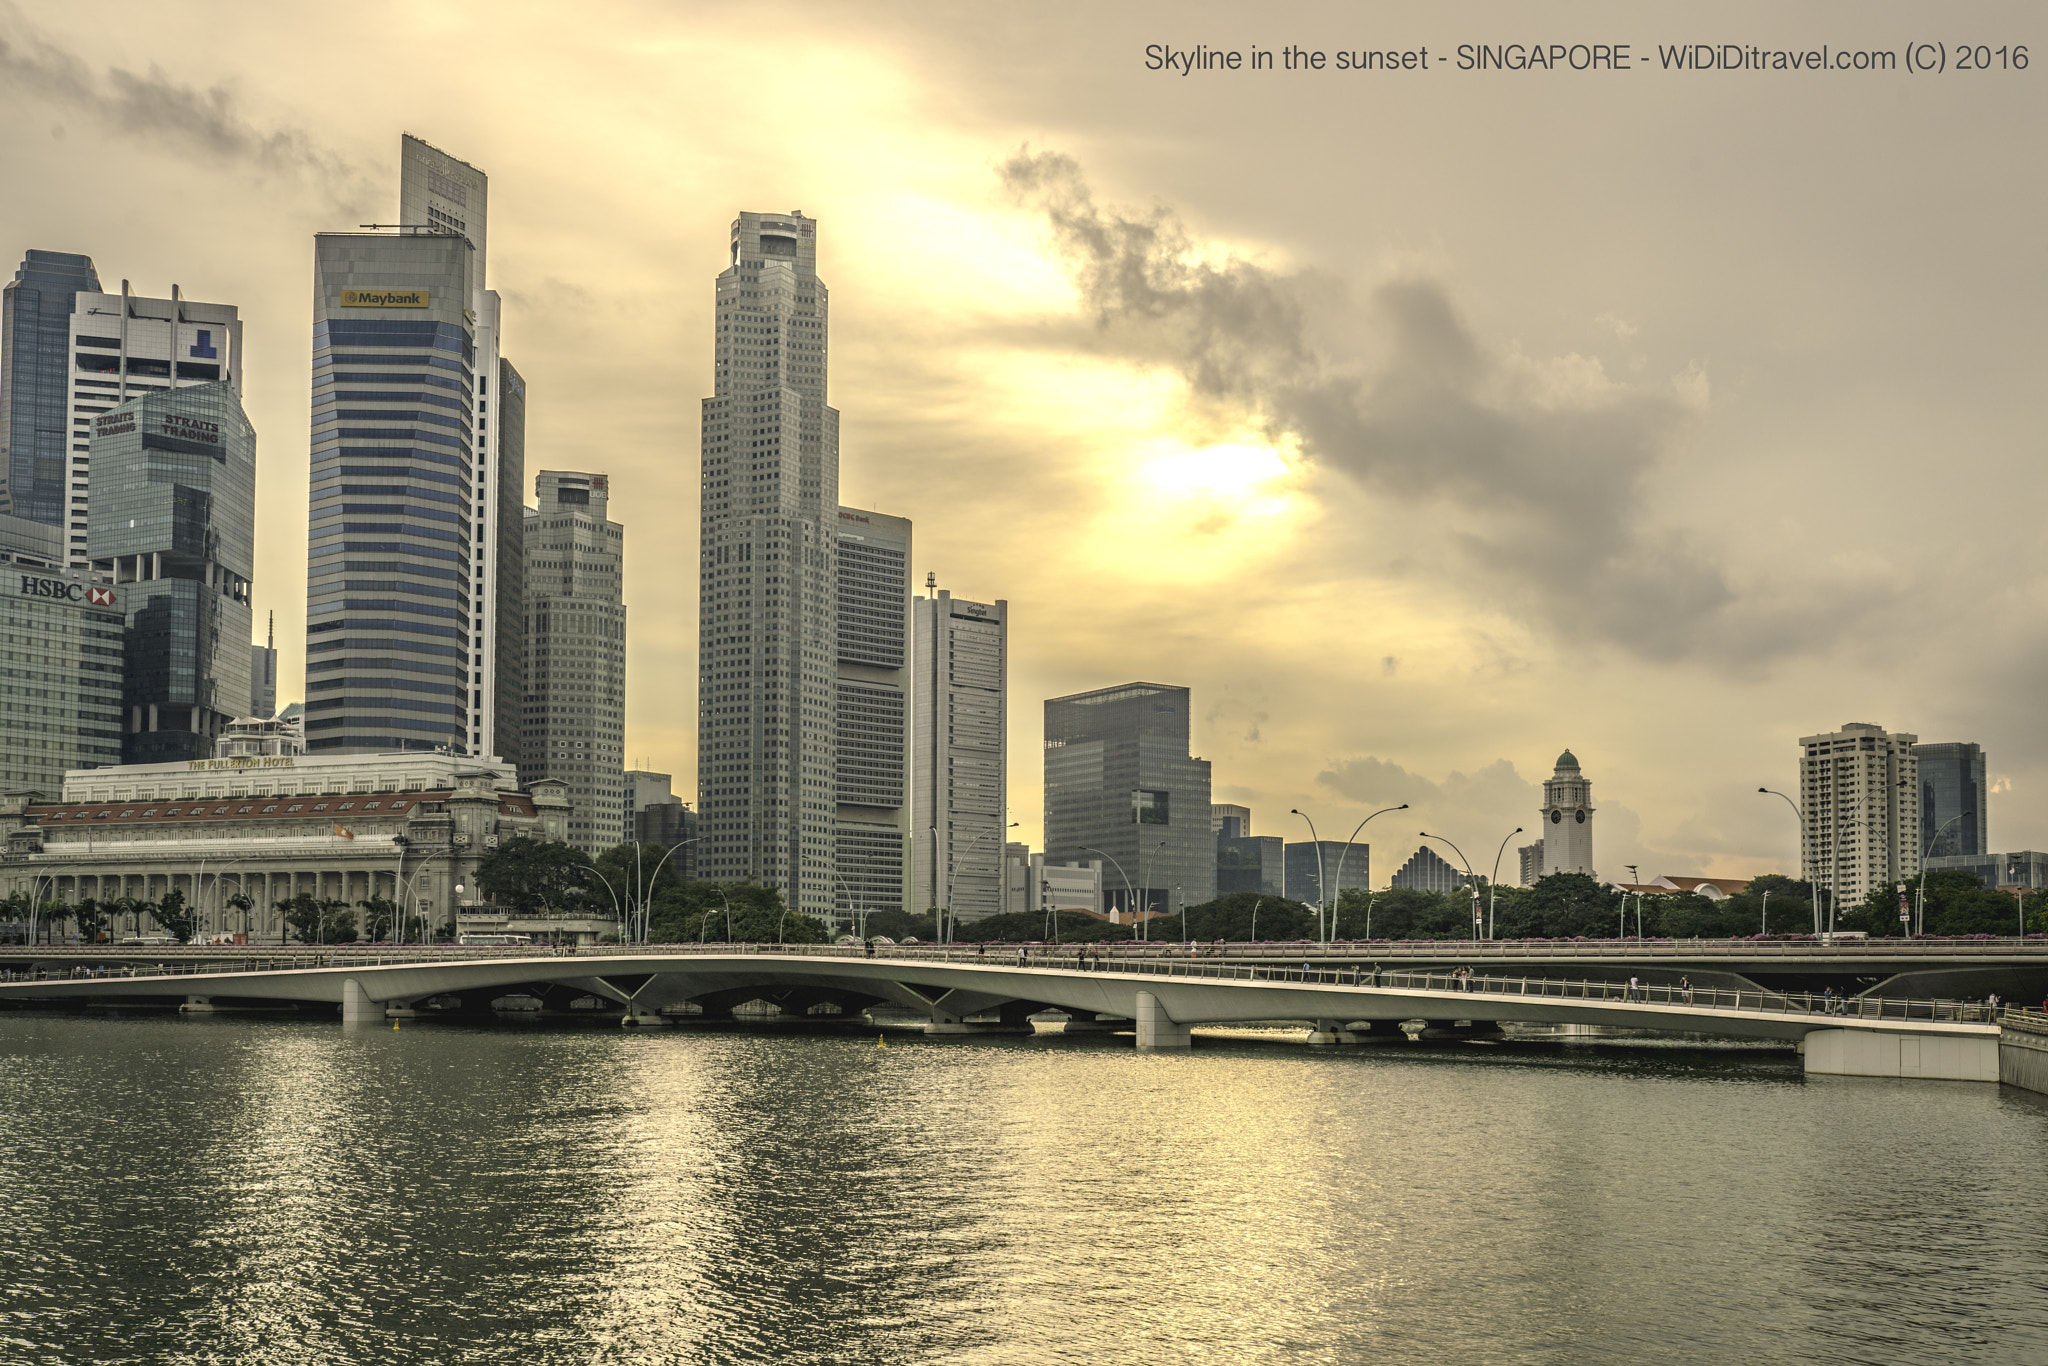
[0, 944, 2005, 1080]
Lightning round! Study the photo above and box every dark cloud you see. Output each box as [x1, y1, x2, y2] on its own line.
[0, 9, 368, 203]
[1001, 148, 1891, 666]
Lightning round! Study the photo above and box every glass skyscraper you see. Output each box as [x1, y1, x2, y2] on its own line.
[1913, 741, 1988, 859]
[86, 381, 255, 763]
[1, 250, 101, 527]
[1043, 682, 1215, 916]
[835, 506, 911, 918]
[697, 211, 841, 916]
[303, 226, 478, 753]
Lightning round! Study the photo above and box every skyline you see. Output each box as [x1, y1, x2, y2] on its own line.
[1, 0, 2041, 882]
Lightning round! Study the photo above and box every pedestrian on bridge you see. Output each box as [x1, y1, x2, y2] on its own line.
[1628, 976, 1640, 1002]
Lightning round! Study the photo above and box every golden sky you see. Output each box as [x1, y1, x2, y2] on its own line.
[3, 0, 2042, 882]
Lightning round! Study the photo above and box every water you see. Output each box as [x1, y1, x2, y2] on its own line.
[1, 1015, 2044, 1365]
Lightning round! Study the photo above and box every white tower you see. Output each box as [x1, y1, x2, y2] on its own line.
[1539, 748, 1595, 877]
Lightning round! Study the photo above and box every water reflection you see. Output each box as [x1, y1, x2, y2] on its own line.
[0, 1016, 2041, 1364]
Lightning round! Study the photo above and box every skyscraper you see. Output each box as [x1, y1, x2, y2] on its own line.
[303, 136, 524, 759]
[1798, 722, 1921, 907]
[398, 135, 525, 763]
[1912, 741, 1987, 859]
[0, 555, 123, 792]
[522, 470, 627, 853]
[909, 589, 1008, 920]
[835, 506, 911, 918]
[64, 282, 243, 576]
[1539, 749, 1595, 876]
[696, 211, 840, 916]
[87, 381, 256, 763]
[1, 250, 101, 533]
[1043, 682, 1214, 917]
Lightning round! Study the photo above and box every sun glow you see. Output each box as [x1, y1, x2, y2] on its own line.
[1141, 442, 1291, 498]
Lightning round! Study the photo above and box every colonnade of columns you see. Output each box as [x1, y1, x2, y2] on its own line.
[16, 867, 424, 942]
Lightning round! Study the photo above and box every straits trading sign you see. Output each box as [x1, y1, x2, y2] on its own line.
[340, 289, 429, 308]
[186, 756, 298, 772]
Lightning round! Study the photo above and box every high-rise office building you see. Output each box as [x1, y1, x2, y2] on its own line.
[1043, 682, 1214, 917]
[835, 506, 911, 917]
[1, 555, 123, 792]
[1912, 741, 1987, 860]
[1217, 819, 1284, 896]
[696, 210, 840, 917]
[1517, 839, 1544, 886]
[399, 135, 525, 763]
[1, 250, 102, 535]
[1390, 844, 1466, 893]
[250, 611, 278, 718]
[304, 136, 524, 759]
[64, 283, 243, 576]
[1212, 803, 1252, 835]
[1539, 749, 1596, 877]
[1797, 722, 1921, 906]
[909, 589, 1008, 919]
[1285, 840, 1371, 903]
[522, 471, 626, 853]
[626, 769, 674, 813]
[87, 381, 256, 763]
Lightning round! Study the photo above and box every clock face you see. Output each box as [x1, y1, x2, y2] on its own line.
[1575, 809, 1587, 824]
[1550, 809, 1562, 825]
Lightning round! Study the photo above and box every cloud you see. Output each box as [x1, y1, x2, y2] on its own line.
[0, 8, 368, 203]
[999, 148, 1893, 667]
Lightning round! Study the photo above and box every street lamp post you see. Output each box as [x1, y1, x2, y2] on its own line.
[1760, 888, 1771, 935]
[1916, 814, 1963, 937]
[1330, 804, 1409, 942]
[1760, 787, 1824, 934]
[1136, 837, 1167, 942]
[944, 822, 1017, 946]
[1289, 810, 1329, 945]
[1419, 833, 1481, 942]
[1082, 847, 1138, 938]
[1488, 827, 1524, 939]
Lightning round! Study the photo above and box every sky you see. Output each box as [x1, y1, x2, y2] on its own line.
[2, 0, 2041, 884]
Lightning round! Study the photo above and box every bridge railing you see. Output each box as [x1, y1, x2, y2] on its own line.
[0, 943, 1993, 1024]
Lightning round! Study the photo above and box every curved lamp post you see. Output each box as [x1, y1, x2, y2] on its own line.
[1419, 832, 1482, 941]
[1758, 787, 1816, 933]
[1082, 847, 1138, 938]
[1331, 805, 1409, 942]
[1136, 837, 1167, 941]
[1487, 827, 1523, 939]
[1289, 810, 1329, 945]
[945, 822, 1018, 945]
[1916, 813, 1963, 937]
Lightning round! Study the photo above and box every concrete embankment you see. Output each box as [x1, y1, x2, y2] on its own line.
[2000, 1016, 2048, 1095]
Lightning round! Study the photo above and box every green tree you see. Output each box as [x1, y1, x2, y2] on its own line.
[854, 908, 940, 942]
[277, 894, 353, 944]
[645, 881, 829, 944]
[474, 835, 594, 913]
[224, 890, 254, 938]
[150, 889, 196, 944]
[1498, 872, 1624, 939]
[357, 896, 396, 942]
[73, 897, 109, 944]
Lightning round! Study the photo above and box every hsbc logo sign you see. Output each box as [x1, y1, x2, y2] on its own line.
[17, 575, 115, 606]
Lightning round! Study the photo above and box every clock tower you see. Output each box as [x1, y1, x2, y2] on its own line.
[1539, 749, 1595, 877]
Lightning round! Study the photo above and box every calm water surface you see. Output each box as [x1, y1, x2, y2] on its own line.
[0, 1014, 2044, 1365]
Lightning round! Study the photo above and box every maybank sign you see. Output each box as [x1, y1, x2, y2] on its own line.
[340, 289, 429, 308]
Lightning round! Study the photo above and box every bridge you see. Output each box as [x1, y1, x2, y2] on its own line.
[0, 942, 2016, 1081]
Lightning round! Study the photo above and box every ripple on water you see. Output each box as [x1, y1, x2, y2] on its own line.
[0, 1016, 2042, 1365]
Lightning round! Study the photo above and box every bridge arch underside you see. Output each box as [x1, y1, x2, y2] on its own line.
[0, 957, 1997, 1049]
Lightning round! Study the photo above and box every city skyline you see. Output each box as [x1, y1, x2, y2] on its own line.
[1, 2, 2041, 886]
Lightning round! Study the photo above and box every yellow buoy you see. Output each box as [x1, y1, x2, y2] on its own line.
[877, 1033, 886, 1048]
[392, 1020, 399, 1030]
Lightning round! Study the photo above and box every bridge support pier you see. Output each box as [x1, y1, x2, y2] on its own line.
[621, 1006, 672, 1028]
[1415, 1019, 1501, 1041]
[340, 978, 375, 1026]
[1059, 1014, 1127, 1033]
[179, 995, 216, 1013]
[1307, 1018, 1387, 1045]
[1134, 991, 1190, 1049]
[1801, 1028, 1998, 1081]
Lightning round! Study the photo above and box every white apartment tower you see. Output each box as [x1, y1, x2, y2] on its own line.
[835, 505, 912, 918]
[1798, 722, 1921, 906]
[523, 471, 627, 853]
[64, 281, 243, 572]
[697, 211, 840, 916]
[1539, 749, 1595, 877]
[910, 589, 1009, 919]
